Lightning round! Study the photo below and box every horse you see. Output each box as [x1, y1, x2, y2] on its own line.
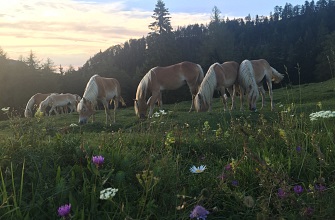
[237, 60, 260, 111]
[250, 59, 284, 110]
[24, 93, 51, 117]
[39, 93, 80, 116]
[134, 61, 204, 118]
[77, 74, 126, 125]
[194, 61, 239, 112]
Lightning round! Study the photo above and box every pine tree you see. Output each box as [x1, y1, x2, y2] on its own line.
[148, 0, 172, 35]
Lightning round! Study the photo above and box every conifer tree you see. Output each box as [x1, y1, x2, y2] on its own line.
[148, 0, 172, 34]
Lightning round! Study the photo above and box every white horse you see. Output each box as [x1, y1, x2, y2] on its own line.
[77, 74, 126, 125]
[24, 93, 51, 117]
[250, 59, 284, 110]
[39, 93, 80, 116]
[194, 61, 239, 112]
[237, 60, 260, 111]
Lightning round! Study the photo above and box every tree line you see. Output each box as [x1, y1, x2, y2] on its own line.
[0, 0, 334, 120]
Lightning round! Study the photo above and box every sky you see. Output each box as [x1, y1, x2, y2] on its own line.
[0, 0, 305, 71]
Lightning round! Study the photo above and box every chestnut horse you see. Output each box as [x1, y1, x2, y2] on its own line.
[77, 74, 126, 125]
[250, 59, 284, 110]
[24, 93, 51, 117]
[134, 61, 204, 118]
[194, 61, 239, 112]
[39, 93, 80, 116]
[237, 60, 260, 111]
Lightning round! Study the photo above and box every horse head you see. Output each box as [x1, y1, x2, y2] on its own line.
[194, 93, 206, 112]
[247, 85, 259, 112]
[77, 97, 95, 124]
[134, 99, 148, 119]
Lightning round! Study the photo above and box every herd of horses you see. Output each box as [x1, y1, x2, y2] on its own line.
[24, 59, 284, 125]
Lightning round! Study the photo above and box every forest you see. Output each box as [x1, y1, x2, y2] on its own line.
[0, 0, 334, 120]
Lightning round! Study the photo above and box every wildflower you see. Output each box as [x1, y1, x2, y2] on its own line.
[232, 180, 239, 186]
[58, 204, 71, 217]
[294, 185, 304, 194]
[1, 107, 9, 112]
[315, 184, 326, 192]
[296, 146, 302, 153]
[190, 205, 209, 220]
[309, 110, 335, 121]
[69, 123, 78, 127]
[302, 206, 314, 217]
[190, 165, 206, 174]
[100, 188, 118, 200]
[224, 164, 232, 171]
[92, 155, 104, 167]
[277, 188, 287, 199]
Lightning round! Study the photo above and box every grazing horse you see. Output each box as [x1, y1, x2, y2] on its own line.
[134, 61, 204, 118]
[24, 93, 51, 117]
[250, 59, 284, 110]
[77, 74, 126, 125]
[194, 61, 239, 112]
[39, 93, 80, 116]
[237, 60, 260, 111]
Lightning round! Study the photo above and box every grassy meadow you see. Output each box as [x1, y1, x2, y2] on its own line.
[0, 77, 335, 219]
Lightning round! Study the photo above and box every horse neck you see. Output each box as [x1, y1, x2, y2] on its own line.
[83, 78, 98, 102]
[26, 96, 35, 111]
[271, 67, 284, 83]
[136, 70, 152, 101]
[198, 64, 217, 105]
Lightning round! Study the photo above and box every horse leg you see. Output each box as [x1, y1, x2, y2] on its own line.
[101, 100, 111, 125]
[189, 86, 198, 112]
[218, 87, 227, 111]
[228, 85, 236, 111]
[239, 86, 245, 111]
[266, 78, 274, 111]
[148, 92, 160, 118]
[113, 97, 120, 123]
[259, 86, 266, 110]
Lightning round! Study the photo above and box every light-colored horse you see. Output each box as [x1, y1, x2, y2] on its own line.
[250, 59, 284, 110]
[134, 61, 204, 118]
[237, 60, 260, 111]
[77, 74, 126, 125]
[194, 61, 239, 112]
[24, 93, 51, 117]
[39, 93, 81, 116]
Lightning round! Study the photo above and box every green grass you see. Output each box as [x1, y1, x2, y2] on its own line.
[0, 78, 335, 219]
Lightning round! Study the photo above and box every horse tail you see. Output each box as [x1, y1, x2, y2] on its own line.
[119, 96, 127, 106]
[270, 67, 284, 83]
[196, 64, 205, 86]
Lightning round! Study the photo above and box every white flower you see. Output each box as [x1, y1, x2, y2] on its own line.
[70, 123, 78, 127]
[100, 188, 118, 200]
[1, 107, 9, 112]
[190, 165, 206, 174]
[309, 110, 335, 121]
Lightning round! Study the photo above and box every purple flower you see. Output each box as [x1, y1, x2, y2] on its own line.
[296, 146, 302, 152]
[293, 185, 304, 194]
[303, 207, 314, 217]
[232, 180, 239, 186]
[58, 204, 71, 217]
[277, 188, 287, 199]
[315, 184, 326, 192]
[225, 164, 232, 171]
[190, 205, 209, 220]
[92, 155, 104, 167]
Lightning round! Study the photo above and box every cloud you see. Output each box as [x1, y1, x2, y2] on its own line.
[0, 0, 211, 69]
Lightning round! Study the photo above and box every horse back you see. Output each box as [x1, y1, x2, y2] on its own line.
[95, 75, 121, 100]
[251, 59, 272, 83]
[216, 61, 239, 86]
[153, 61, 202, 90]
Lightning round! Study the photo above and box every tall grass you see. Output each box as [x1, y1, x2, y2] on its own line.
[0, 78, 335, 219]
